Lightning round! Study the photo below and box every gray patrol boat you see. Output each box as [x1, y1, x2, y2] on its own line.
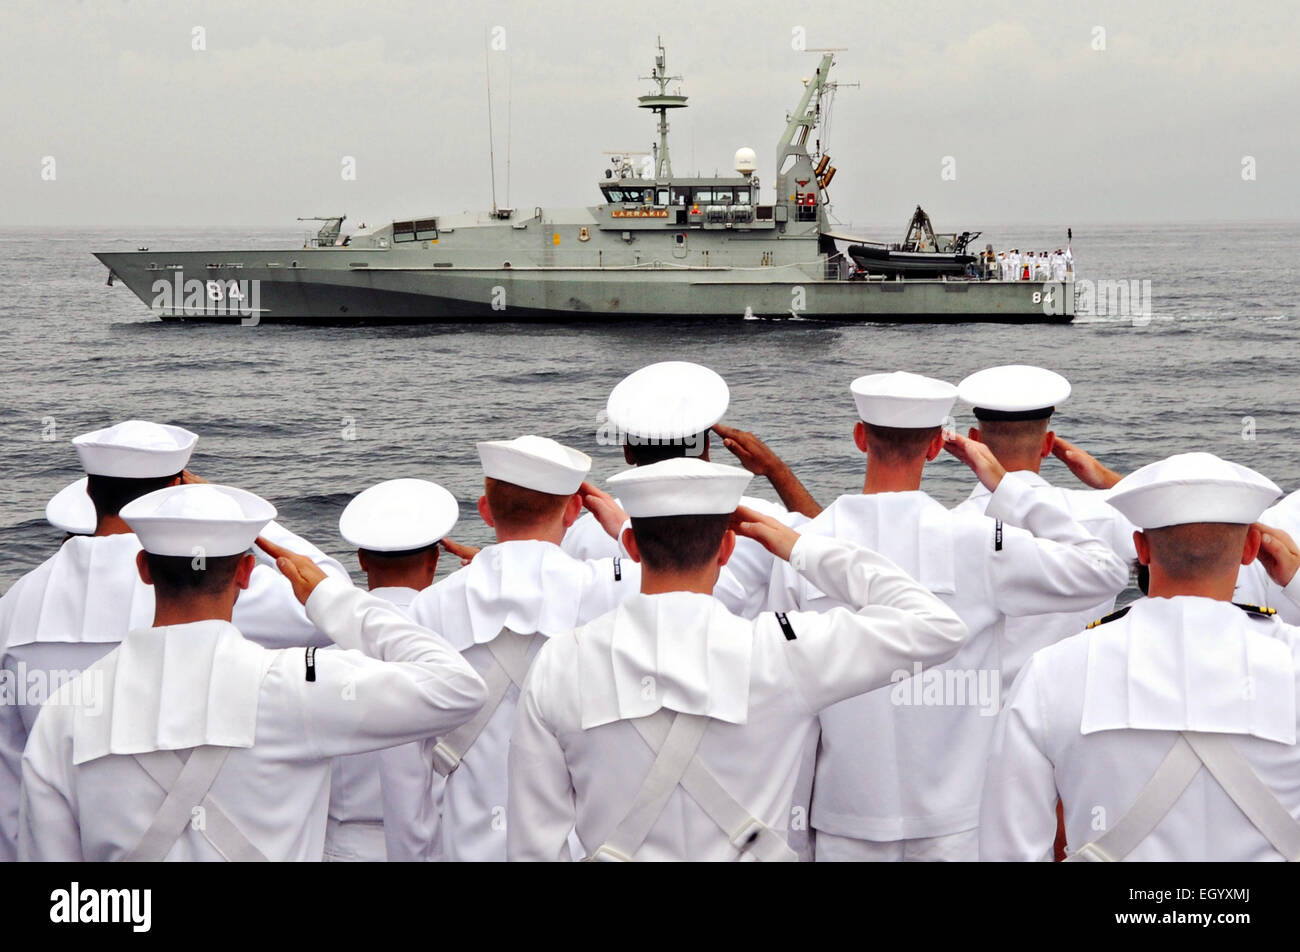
[94, 44, 1073, 324]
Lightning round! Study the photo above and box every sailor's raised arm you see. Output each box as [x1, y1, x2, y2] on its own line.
[260, 539, 488, 759]
[714, 423, 823, 519]
[183, 468, 350, 582]
[734, 509, 968, 713]
[944, 435, 1127, 615]
[1050, 436, 1124, 490]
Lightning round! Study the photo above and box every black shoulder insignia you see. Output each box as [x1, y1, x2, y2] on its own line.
[1234, 603, 1277, 618]
[305, 646, 317, 682]
[994, 520, 1003, 552]
[1086, 605, 1131, 629]
[774, 612, 797, 641]
[613, 557, 622, 581]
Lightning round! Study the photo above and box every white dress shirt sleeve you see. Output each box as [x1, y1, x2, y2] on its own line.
[984, 472, 1129, 617]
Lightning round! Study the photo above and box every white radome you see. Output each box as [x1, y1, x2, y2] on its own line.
[734, 147, 757, 176]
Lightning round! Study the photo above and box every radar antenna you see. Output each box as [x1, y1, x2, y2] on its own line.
[637, 38, 688, 179]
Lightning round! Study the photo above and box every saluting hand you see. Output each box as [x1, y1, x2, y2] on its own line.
[579, 480, 630, 541]
[943, 432, 1008, 491]
[731, 505, 800, 562]
[713, 423, 782, 478]
[1255, 523, 1300, 588]
[441, 538, 480, 566]
[1051, 436, 1123, 490]
[256, 536, 328, 605]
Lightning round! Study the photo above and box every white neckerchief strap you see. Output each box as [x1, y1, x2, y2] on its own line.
[127, 747, 268, 862]
[1067, 731, 1300, 862]
[431, 629, 539, 777]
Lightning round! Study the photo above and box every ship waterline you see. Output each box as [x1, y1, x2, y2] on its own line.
[95, 250, 1074, 323]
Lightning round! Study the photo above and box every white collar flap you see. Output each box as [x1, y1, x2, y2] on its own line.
[1081, 598, 1297, 744]
[72, 621, 271, 764]
[7, 534, 155, 646]
[420, 540, 638, 650]
[577, 593, 753, 729]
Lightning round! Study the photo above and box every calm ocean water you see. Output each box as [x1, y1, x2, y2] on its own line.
[1, 221, 1296, 590]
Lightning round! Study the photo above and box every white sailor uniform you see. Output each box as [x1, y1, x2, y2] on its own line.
[0, 519, 347, 862]
[390, 540, 639, 861]
[19, 578, 487, 861]
[767, 474, 1128, 860]
[507, 532, 967, 861]
[980, 597, 1300, 861]
[323, 586, 418, 862]
[952, 473, 1137, 685]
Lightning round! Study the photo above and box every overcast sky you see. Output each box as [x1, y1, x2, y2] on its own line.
[3, 0, 1297, 228]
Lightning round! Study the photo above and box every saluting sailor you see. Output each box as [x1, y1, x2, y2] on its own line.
[980, 453, 1300, 861]
[952, 365, 1138, 686]
[1235, 490, 1300, 624]
[765, 372, 1129, 861]
[18, 483, 487, 861]
[324, 478, 460, 862]
[0, 420, 347, 862]
[563, 360, 819, 619]
[506, 458, 968, 861]
[388, 436, 640, 862]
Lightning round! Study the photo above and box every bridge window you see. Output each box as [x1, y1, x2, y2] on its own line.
[735, 188, 751, 204]
[713, 189, 734, 204]
[414, 218, 438, 241]
[393, 221, 416, 243]
[694, 189, 713, 204]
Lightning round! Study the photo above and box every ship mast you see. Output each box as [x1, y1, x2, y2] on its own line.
[638, 39, 687, 179]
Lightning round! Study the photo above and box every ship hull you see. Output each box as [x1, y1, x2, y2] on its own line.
[93, 251, 1074, 324]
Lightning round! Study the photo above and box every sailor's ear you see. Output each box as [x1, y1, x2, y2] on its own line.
[235, 552, 256, 590]
[717, 529, 737, 568]
[1041, 430, 1056, 460]
[356, 548, 371, 574]
[853, 421, 869, 453]
[1242, 525, 1263, 567]
[968, 426, 981, 443]
[623, 444, 637, 465]
[1133, 530, 1151, 567]
[925, 431, 945, 461]
[562, 493, 583, 528]
[426, 545, 440, 576]
[477, 495, 495, 528]
[621, 526, 642, 563]
[135, 550, 153, 586]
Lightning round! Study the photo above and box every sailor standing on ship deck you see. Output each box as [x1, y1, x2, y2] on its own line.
[562, 360, 819, 619]
[18, 484, 486, 861]
[981, 454, 1300, 861]
[952, 366, 1138, 687]
[324, 478, 461, 862]
[387, 436, 639, 862]
[506, 458, 968, 861]
[763, 372, 1129, 861]
[0, 420, 348, 862]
